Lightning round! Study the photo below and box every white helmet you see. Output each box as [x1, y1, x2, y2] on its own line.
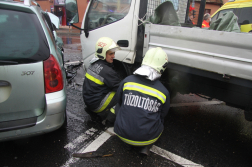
[142, 47, 168, 74]
[95, 37, 121, 60]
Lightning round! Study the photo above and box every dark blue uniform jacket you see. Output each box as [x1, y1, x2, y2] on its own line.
[83, 59, 121, 111]
[114, 75, 170, 142]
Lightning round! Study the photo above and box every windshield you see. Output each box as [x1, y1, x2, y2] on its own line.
[238, 7, 252, 25]
[87, 0, 132, 30]
[0, 9, 49, 64]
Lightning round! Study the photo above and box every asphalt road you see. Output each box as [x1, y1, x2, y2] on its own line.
[1, 35, 252, 167]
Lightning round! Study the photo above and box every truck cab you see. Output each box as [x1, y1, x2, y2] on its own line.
[66, 0, 252, 121]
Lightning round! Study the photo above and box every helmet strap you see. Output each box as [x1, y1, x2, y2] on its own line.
[97, 55, 104, 59]
[162, 62, 168, 68]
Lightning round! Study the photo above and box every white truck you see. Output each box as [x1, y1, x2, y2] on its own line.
[65, 0, 252, 121]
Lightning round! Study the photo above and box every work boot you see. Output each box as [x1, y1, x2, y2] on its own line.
[139, 145, 152, 156]
[85, 107, 101, 123]
[105, 120, 114, 127]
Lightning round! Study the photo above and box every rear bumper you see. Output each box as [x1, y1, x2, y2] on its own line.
[0, 90, 67, 142]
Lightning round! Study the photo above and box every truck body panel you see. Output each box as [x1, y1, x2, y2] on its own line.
[143, 24, 252, 81]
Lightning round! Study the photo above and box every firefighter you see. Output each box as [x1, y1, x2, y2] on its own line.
[114, 47, 170, 155]
[82, 37, 122, 127]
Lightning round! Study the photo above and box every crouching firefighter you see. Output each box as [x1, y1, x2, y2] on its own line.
[114, 47, 170, 155]
[82, 37, 122, 127]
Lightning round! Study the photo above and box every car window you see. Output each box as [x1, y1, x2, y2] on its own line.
[237, 7, 252, 25]
[0, 9, 49, 64]
[42, 12, 54, 32]
[146, 0, 179, 22]
[218, 9, 234, 19]
[211, 12, 219, 22]
[42, 13, 56, 40]
[161, 0, 179, 11]
[41, 14, 58, 50]
[86, 0, 132, 31]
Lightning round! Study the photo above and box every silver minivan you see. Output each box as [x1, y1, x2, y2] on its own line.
[0, 0, 67, 141]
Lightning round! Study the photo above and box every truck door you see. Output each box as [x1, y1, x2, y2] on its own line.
[81, 0, 139, 70]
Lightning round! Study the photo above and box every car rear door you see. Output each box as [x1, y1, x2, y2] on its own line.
[0, 8, 50, 131]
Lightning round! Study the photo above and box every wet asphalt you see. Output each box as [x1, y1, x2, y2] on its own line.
[1, 33, 252, 167]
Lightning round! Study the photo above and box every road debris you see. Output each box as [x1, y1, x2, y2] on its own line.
[72, 151, 113, 158]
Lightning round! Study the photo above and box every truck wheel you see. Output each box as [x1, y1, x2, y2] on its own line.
[160, 70, 179, 99]
[113, 60, 129, 79]
[244, 100, 252, 121]
[244, 111, 252, 121]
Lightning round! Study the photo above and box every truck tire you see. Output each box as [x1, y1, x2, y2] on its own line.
[244, 110, 252, 121]
[160, 70, 180, 99]
[244, 99, 252, 121]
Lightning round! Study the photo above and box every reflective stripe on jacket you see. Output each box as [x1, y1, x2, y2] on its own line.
[83, 59, 121, 111]
[116, 132, 162, 146]
[123, 82, 166, 104]
[114, 75, 170, 145]
[93, 91, 116, 113]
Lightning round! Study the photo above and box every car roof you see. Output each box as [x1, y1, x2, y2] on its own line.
[212, 0, 252, 17]
[224, 0, 252, 8]
[0, 0, 41, 14]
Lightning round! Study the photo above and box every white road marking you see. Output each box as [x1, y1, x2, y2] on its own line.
[62, 125, 205, 166]
[150, 145, 204, 167]
[64, 128, 98, 150]
[95, 128, 203, 167]
[105, 127, 116, 136]
[81, 128, 112, 153]
[61, 127, 114, 167]
[170, 101, 225, 108]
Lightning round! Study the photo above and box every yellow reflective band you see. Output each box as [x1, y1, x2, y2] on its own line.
[110, 108, 115, 114]
[94, 92, 116, 113]
[123, 82, 166, 104]
[85, 73, 104, 85]
[115, 132, 162, 146]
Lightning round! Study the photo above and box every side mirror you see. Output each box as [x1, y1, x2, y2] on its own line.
[65, 0, 79, 24]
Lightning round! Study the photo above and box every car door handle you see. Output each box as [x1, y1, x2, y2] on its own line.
[117, 40, 129, 47]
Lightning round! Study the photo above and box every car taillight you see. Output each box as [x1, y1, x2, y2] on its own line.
[43, 54, 63, 94]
